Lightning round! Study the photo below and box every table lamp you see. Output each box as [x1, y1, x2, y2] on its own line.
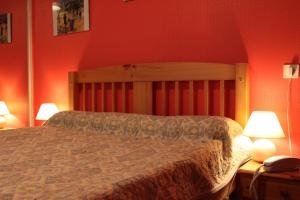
[0, 101, 10, 129]
[243, 111, 285, 162]
[36, 103, 59, 121]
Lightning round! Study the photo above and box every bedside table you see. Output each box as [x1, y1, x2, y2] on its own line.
[0, 128, 15, 131]
[235, 160, 300, 200]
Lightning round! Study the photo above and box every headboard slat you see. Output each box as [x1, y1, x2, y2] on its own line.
[121, 82, 126, 113]
[189, 81, 194, 115]
[161, 82, 167, 115]
[91, 83, 95, 112]
[133, 82, 153, 115]
[82, 83, 86, 111]
[204, 80, 209, 115]
[101, 83, 105, 112]
[175, 81, 180, 115]
[111, 83, 116, 112]
[220, 80, 225, 117]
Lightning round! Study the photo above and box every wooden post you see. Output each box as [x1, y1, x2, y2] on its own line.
[235, 63, 249, 127]
[68, 72, 77, 110]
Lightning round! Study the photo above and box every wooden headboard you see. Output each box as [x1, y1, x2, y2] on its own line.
[69, 62, 249, 127]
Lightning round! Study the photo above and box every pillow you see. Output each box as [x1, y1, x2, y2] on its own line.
[45, 111, 242, 139]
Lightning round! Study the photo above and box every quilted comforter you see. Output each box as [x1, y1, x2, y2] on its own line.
[0, 111, 250, 200]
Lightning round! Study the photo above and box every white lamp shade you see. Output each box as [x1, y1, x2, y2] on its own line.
[36, 103, 59, 120]
[243, 111, 285, 139]
[0, 101, 10, 116]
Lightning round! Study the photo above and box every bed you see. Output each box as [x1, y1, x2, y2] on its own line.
[0, 62, 250, 199]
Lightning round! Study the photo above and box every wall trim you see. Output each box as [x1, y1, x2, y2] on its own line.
[27, 0, 34, 127]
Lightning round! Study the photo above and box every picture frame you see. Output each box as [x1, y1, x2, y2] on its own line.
[0, 13, 12, 43]
[52, 0, 89, 36]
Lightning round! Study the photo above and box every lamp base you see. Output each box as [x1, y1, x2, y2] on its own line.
[0, 116, 6, 129]
[252, 139, 276, 162]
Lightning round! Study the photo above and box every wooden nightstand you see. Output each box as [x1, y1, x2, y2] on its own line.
[0, 128, 15, 131]
[234, 160, 300, 200]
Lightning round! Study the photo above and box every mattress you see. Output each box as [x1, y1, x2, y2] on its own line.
[0, 112, 250, 200]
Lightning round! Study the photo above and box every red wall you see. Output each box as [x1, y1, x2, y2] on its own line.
[1, 0, 299, 156]
[33, 0, 300, 156]
[235, 0, 300, 156]
[0, 0, 28, 127]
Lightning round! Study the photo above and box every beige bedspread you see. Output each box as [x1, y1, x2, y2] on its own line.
[0, 112, 250, 200]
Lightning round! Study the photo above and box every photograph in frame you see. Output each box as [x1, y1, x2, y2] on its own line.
[52, 0, 89, 36]
[0, 13, 12, 43]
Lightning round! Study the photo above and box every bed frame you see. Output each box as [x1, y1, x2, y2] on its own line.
[69, 62, 249, 127]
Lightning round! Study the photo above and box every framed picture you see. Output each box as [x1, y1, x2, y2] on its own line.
[0, 13, 12, 43]
[52, 0, 89, 36]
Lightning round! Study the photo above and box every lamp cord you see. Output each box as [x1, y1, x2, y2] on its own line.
[287, 78, 293, 155]
[249, 165, 265, 200]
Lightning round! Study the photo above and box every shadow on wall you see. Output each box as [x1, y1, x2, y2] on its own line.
[291, 55, 299, 64]
[77, 0, 248, 69]
[6, 114, 24, 128]
[5, 101, 28, 128]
